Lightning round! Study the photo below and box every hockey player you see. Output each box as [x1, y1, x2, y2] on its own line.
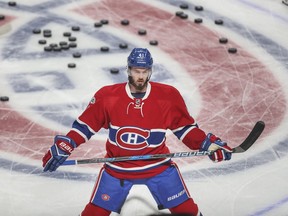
[42, 48, 233, 216]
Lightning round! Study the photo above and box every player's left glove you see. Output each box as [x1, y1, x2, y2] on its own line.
[200, 133, 232, 162]
[42, 135, 77, 172]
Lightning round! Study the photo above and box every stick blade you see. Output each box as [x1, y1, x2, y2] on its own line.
[233, 121, 265, 153]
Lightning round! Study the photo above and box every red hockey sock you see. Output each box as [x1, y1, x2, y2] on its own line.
[81, 203, 111, 216]
[169, 198, 200, 216]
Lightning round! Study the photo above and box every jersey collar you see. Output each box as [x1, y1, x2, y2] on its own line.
[125, 82, 151, 100]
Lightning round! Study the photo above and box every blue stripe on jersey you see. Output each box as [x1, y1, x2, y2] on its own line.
[109, 126, 166, 146]
[173, 124, 198, 140]
[72, 120, 94, 140]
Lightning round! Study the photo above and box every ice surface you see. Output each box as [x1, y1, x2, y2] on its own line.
[0, 0, 288, 215]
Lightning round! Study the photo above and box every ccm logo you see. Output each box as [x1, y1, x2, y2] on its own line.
[115, 126, 150, 150]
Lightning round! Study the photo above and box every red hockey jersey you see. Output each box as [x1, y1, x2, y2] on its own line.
[67, 82, 206, 179]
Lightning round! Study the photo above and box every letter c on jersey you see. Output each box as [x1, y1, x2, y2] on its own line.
[116, 127, 150, 150]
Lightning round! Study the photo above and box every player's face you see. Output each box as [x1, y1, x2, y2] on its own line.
[128, 67, 150, 92]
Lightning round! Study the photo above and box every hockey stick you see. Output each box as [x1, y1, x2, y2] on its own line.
[62, 121, 265, 166]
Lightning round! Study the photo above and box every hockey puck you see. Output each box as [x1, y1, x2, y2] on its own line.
[94, 22, 103, 28]
[215, 19, 224, 25]
[61, 45, 70, 50]
[63, 32, 72, 37]
[0, 96, 9, 102]
[68, 63, 76, 68]
[194, 18, 203, 24]
[100, 19, 109, 25]
[69, 42, 77, 48]
[228, 47, 237, 54]
[44, 46, 52, 52]
[179, 13, 188, 19]
[149, 40, 158, 46]
[0, 15, 5, 20]
[68, 36, 77, 42]
[33, 28, 41, 34]
[195, 5, 204, 11]
[8, 1, 17, 6]
[59, 41, 68, 46]
[43, 32, 52, 38]
[179, 3, 189, 9]
[110, 68, 119, 74]
[121, 19, 130, 26]
[100, 46, 109, 52]
[38, 39, 47, 45]
[119, 43, 128, 49]
[175, 11, 184, 17]
[219, 37, 228, 44]
[53, 46, 62, 52]
[71, 26, 80, 31]
[138, 29, 147, 35]
[73, 52, 82, 58]
[43, 29, 51, 34]
[49, 43, 58, 48]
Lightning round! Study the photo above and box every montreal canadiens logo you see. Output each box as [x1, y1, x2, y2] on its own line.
[115, 126, 150, 150]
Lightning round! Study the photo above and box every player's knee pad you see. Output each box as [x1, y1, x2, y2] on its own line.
[81, 203, 111, 216]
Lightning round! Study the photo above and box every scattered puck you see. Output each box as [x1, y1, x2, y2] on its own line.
[138, 29, 147, 35]
[100, 46, 109, 52]
[43, 29, 51, 34]
[228, 47, 237, 54]
[68, 63, 76, 68]
[61, 45, 70, 50]
[8, 1, 17, 6]
[33, 28, 41, 34]
[119, 43, 128, 49]
[194, 18, 203, 24]
[38, 39, 47, 45]
[100, 19, 109, 25]
[180, 3, 189, 9]
[215, 19, 224, 25]
[179, 13, 188, 19]
[110, 68, 119, 74]
[195, 5, 204, 11]
[59, 41, 68, 46]
[94, 22, 103, 28]
[68, 36, 77, 42]
[219, 37, 228, 44]
[73, 52, 82, 58]
[53, 46, 62, 52]
[121, 19, 130, 26]
[43, 32, 52, 38]
[44, 46, 52, 52]
[69, 42, 77, 48]
[0, 96, 9, 102]
[0, 15, 5, 20]
[49, 43, 58, 48]
[149, 40, 158, 46]
[175, 11, 184, 17]
[63, 32, 72, 37]
[71, 26, 80, 31]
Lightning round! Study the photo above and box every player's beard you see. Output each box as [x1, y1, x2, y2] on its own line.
[128, 76, 149, 92]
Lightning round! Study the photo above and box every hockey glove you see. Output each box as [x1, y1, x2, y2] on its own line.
[200, 133, 232, 162]
[42, 135, 77, 172]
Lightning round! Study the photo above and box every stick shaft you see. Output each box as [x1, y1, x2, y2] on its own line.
[62, 121, 265, 166]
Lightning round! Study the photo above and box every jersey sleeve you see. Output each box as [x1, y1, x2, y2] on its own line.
[168, 88, 206, 150]
[66, 87, 109, 146]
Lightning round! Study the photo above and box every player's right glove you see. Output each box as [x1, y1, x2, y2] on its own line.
[200, 133, 232, 162]
[42, 135, 77, 172]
